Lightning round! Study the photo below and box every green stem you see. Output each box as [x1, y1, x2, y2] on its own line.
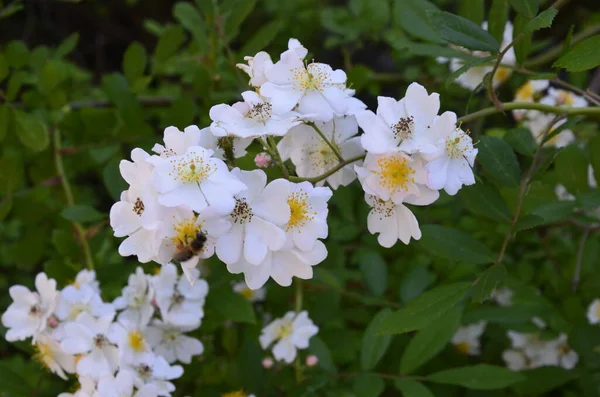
[294, 279, 304, 384]
[267, 136, 290, 179]
[524, 23, 600, 68]
[457, 101, 600, 123]
[289, 154, 365, 184]
[308, 122, 344, 162]
[53, 128, 95, 270]
[487, 33, 525, 110]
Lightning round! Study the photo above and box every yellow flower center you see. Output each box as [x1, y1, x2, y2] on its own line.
[239, 287, 255, 301]
[275, 319, 294, 340]
[170, 153, 214, 184]
[374, 155, 415, 193]
[34, 342, 53, 368]
[516, 81, 534, 100]
[292, 63, 327, 92]
[445, 130, 470, 159]
[222, 391, 247, 397]
[494, 67, 510, 84]
[287, 191, 315, 231]
[171, 216, 203, 248]
[560, 92, 575, 105]
[128, 330, 146, 352]
[455, 341, 471, 355]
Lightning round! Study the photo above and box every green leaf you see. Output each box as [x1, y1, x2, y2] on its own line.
[427, 10, 500, 52]
[6, 70, 25, 101]
[55, 32, 80, 57]
[0, 1, 24, 19]
[103, 159, 128, 201]
[5, 40, 28, 68]
[590, 133, 600, 187]
[61, 205, 105, 223]
[471, 264, 507, 303]
[173, 2, 208, 50]
[0, 105, 12, 142]
[399, 265, 435, 304]
[153, 25, 185, 64]
[488, 0, 509, 43]
[393, 0, 442, 43]
[463, 306, 543, 325]
[38, 59, 67, 93]
[555, 144, 589, 194]
[554, 36, 600, 72]
[394, 380, 435, 397]
[361, 309, 393, 370]
[460, 182, 512, 223]
[400, 305, 462, 374]
[504, 127, 536, 156]
[377, 282, 471, 335]
[524, 7, 557, 33]
[240, 19, 285, 56]
[0, 53, 8, 82]
[514, 14, 533, 64]
[353, 374, 385, 397]
[478, 135, 521, 188]
[0, 196, 12, 221]
[512, 367, 579, 395]
[458, 0, 484, 25]
[419, 225, 496, 264]
[222, 0, 257, 41]
[509, 0, 539, 17]
[208, 287, 256, 324]
[515, 200, 577, 231]
[428, 364, 526, 390]
[357, 250, 388, 297]
[14, 112, 49, 152]
[308, 336, 337, 372]
[123, 42, 147, 82]
[0, 362, 34, 395]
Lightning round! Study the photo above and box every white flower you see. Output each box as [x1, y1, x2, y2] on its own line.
[259, 311, 318, 363]
[146, 319, 204, 364]
[237, 51, 274, 87]
[111, 148, 163, 263]
[148, 145, 247, 214]
[33, 332, 75, 380]
[425, 128, 477, 195]
[210, 91, 302, 138]
[122, 353, 183, 397]
[113, 267, 155, 327]
[587, 299, 600, 324]
[444, 22, 515, 90]
[451, 321, 487, 356]
[491, 287, 513, 307]
[228, 241, 327, 289]
[154, 206, 230, 280]
[546, 87, 588, 108]
[97, 371, 159, 397]
[281, 182, 332, 251]
[524, 113, 575, 148]
[60, 313, 119, 379]
[1, 272, 58, 341]
[278, 116, 365, 189]
[261, 39, 350, 121]
[233, 281, 266, 303]
[365, 194, 421, 248]
[356, 84, 457, 156]
[111, 320, 152, 364]
[355, 152, 439, 205]
[512, 80, 550, 120]
[215, 169, 290, 267]
[152, 264, 208, 329]
[58, 376, 97, 397]
[56, 284, 115, 322]
[72, 270, 100, 294]
[503, 349, 528, 371]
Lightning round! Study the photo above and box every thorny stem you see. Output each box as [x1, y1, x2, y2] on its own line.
[572, 228, 591, 292]
[308, 122, 345, 162]
[289, 154, 365, 184]
[487, 33, 525, 111]
[53, 128, 95, 270]
[457, 101, 600, 123]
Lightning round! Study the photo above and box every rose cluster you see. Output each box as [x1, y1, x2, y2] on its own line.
[1, 267, 206, 397]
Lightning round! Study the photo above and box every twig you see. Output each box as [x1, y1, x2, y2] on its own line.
[487, 33, 525, 111]
[308, 122, 344, 162]
[572, 228, 591, 292]
[337, 372, 426, 381]
[289, 154, 365, 184]
[457, 101, 600, 123]
[53, 128, 95, 270]
[294, 279, 304, 383]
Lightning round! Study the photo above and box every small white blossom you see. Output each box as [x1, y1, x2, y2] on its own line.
[146, 319, 204, 364]
[57, 376, 97, 397]
[97, 371, 159, 397]
[587, 299, 600, 324]
[148, 146, 247, 214]
[33, 332, 75, 380]
[237, 51, 274, 87]
[491, 287, 513, 307]
[259, 311, 318, 363]
[278, 116, 365, 189]
[512, 80, 550, 120]
[1, 272, 58, 342]
[111, 320, 152, 364]
[233, 281, 267, 303]
[72, 270, 100, 294]
[451, 321, 487, 356]
[365, 194, 421, 248]
[56, 284, 115, 322]
[113, 267, 155, 327]
[121, 353, 183, 397]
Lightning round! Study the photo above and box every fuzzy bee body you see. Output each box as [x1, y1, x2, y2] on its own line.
[173, 231, 207, 263]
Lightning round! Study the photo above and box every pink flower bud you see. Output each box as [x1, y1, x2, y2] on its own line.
[262, 357, 274, 369]
[254, 152, 273, 169]
[47, 315, 58, 328]
[151, 298, 158, 307]
[305, 355, 318, 367]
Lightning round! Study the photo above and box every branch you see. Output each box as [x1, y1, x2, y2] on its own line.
[487, 33, 525, 111]
[288, 154, 365, 184]
[457, 101, 600, 123]
[308, 122, 344, 162]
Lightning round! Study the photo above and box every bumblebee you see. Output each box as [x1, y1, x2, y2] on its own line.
[173, 231, 207, 263]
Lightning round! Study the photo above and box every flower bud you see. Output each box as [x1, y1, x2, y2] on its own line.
[262, 357, 274, 369]
[47, 315, 58, 328]
[254, 152, 273, 169]
[305, 354, 318, 367]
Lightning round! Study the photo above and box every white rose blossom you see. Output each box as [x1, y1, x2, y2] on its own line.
[97, 371, 159, 397]
[113, 267, 155, 327]
[72, 270, 100, 294]
[232, 281, 267, 303]
[364, 194, 421, 248]
[33, 332, 76, 380]
[451, 321, 487, 356]
[259, 311, 319, 363]
[55, 284, 115, 322]
[146, 319, 204, 364]
[588, 298, 600, 324]
[111, 319, 153, 364]
[121, 352, 183, 397]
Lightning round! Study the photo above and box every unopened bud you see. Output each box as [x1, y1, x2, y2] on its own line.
[305, 355, 318, 367]
[262, 357, 274, 369]
[47, 315, 58, 328]
[254, 152, 273, 169]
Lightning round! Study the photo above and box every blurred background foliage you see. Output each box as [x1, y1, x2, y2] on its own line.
[1, 0, 600, 396]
